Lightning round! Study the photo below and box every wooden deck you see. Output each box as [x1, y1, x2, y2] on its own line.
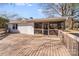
[0, 34, 70, 56]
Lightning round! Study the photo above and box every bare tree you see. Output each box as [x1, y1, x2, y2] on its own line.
[38, 3, 74, 17]
[61, 3, 74, 16]
[38, 3, 62, 18]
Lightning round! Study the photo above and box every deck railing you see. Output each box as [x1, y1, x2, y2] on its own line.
[0, 29, 9, 40]
[58, 30, 79, 56]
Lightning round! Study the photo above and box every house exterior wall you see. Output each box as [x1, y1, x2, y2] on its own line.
[8, 23, 34, 35]
[18, 23, 34, 35]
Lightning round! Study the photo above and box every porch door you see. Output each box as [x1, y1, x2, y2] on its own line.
[13, 24, 18, 30]
[12, 24, 18, 32]
[43, 23, 48, 35]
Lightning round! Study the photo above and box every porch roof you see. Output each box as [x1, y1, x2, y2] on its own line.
[30, 17, 66, 23]
[9, 17, 66, 24]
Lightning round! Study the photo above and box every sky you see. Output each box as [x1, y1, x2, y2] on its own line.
[0, 3, 45, 19]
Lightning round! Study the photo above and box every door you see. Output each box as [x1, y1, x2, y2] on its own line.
[43, 23, 48, 35]
[12, 24, 18, 32]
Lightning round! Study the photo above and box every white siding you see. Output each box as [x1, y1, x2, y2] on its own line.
[8, 23, 34, 35]
[18, 23, 34, 35]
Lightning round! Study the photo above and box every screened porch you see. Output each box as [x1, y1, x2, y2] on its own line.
[34, 21, 65, 35]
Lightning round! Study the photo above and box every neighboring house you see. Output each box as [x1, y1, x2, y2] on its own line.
[8, 17, 66, 35]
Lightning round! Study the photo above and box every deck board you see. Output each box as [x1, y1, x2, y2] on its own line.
[0, 34, 70, 56]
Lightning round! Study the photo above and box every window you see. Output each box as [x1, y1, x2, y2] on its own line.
[34, 22, 42, 29]
[44, 23, 48, 29]
[49, 22, 58, 29]
[43, 30, 48, 35]
[57, 23, 61, 29]
[34, 30, 42, 34]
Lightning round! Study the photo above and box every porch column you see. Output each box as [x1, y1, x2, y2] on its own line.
[48, 22, 49, 35]
[42, 23, 44, 35]
[63, 21, 65, 30]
